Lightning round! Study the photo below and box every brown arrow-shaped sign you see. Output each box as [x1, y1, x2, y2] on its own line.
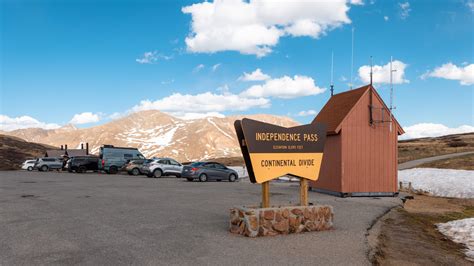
[234, 118, 327, 184]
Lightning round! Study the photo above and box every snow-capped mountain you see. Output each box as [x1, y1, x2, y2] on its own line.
[2, 110, 299, 162]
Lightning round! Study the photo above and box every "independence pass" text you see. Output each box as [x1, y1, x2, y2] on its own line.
[255, 132, 319, 142]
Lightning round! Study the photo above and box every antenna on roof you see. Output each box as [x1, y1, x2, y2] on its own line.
[389, 56, 397, 132]
[330, 51, 334, 97]
[370, 56, 373, 85]
[350, 27, 354, 90]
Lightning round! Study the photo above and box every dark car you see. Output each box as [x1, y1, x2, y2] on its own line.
[68, 156, 99, 173]
[125, 159, 149, 176]
[182, 162, 238, 182]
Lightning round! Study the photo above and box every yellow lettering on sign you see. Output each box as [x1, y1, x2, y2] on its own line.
[303, 133, 319, 142]
[255, 132, 302, 142]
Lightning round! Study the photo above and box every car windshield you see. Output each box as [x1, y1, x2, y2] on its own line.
[190, 162, 205, 167]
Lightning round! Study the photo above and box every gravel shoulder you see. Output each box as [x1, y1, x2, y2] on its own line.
[0, 171, 400, 265]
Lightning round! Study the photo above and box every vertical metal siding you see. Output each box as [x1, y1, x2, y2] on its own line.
[340, 91, 398, 193]
[310, 134, 342, 192]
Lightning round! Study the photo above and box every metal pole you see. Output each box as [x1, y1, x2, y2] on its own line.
[350, 27, 354, 90]
[330, 52, 334, 96]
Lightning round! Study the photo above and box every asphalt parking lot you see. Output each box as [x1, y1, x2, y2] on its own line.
[0, 171, 401, 265]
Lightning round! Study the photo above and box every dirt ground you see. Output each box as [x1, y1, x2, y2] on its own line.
[368, 195, 474, 265]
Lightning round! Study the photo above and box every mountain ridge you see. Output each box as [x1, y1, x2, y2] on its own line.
[1, 111, 300, 161]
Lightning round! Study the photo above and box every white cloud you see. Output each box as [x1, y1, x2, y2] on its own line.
[212, 63, 221, 72]
[421, 63, 474, 86]
[358, 60, 409, 84]
[0, 115, 61, 131]
[401, 123, 474, 140]
[131, 92, 270, 113]
[399, 2, 411, 19]
[69, 112, 100, 124]
[350, 0, 364, 5]
[193, 64, 205, 72]
[109, 112, 126, 120]
[467, 0, 474, 12]
[161, 79, 175, 85]
[297, 110, 318, 117]
[182, 0, 353, 57]
[241, 75, 326, 99]
[384, 16, 389, 21]
[238, 68, 271, 81]
[136, 51, 172, 64]
[170, 112, 225, 120]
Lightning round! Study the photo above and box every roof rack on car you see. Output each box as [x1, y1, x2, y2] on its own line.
[101, 145, 139, 150]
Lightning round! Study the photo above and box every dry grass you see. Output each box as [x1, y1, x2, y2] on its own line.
[398, 132, 474, 163]
[0, 134, 54, 170]
[418, 153, 474, 170]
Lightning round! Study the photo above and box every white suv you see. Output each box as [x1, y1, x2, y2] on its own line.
[21, 160, 36, 171]
[144, 158, 183, 178]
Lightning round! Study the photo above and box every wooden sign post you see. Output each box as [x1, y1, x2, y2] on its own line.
[262, 182, 270, 208]
[300, 179, 308, 206]
[234, 118, 327, 208]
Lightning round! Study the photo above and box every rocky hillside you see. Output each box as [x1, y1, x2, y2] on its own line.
[0, 135, 55, 170]
[2, 111, 299, 162]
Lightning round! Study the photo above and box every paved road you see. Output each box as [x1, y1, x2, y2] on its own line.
[0, 171, 400, 265]
[398, 151, 474, 170]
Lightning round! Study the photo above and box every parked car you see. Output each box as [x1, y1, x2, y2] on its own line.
[34, 158, 63, 171]
[21, 160, 36, 171]
[67, 156, 99, 173]
[182, 162, 238, 182]
[125, 159, 149, 176]
[99, 145, 145, 174]
[143, 158, 183, 178]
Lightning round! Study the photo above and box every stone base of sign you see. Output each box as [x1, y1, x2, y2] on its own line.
[229, 205, 334, 237]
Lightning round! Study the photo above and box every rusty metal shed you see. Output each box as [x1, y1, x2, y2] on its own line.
[310, 85, 404, 197]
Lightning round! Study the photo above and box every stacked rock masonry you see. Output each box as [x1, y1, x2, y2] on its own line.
[230, 205, 334, 237]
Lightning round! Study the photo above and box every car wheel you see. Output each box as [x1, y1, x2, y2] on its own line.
[27, 166, 33, 171]
[78, 166, 87, 173]
[131, 168, 140, 176]
[41, 165, 48, 172]
[153, 169, 163, 178]
[198, 173, 208, 182]
[186, 178, 193, 182]
[109, 166, 118, 174]
[229, 174, 237, 182]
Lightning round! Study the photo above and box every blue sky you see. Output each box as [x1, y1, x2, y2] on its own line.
[1, 0, 473, 138]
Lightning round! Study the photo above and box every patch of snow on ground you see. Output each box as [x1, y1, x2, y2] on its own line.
[146, 126, 178, 146]
[207, 118, 234, 140]
[228, 166, 248, 178]
[437, 218, 474, 261]
[399, 168, 474, 198]
[278, 176, 301, 182]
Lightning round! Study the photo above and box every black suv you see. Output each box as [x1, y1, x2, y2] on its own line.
[67, 156, 99, 173]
